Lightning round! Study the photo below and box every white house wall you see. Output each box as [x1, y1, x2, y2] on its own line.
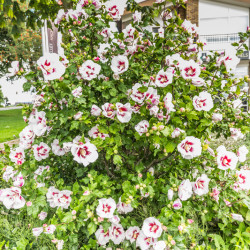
[199, 0, 249, 35]
[199, 0, 250, 74]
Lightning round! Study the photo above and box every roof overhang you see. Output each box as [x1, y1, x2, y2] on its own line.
[201, 0, 250, 8]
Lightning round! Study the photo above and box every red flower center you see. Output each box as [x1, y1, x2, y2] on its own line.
[158, 74, 169, 84]
[117, 61, 125, 71]
[42, 60, 56, 75]
[144, 237, 152, 245]
[109, 6, 119, 16]
[185, 66, 196, 77]
[113, 226, 122, 237]
[37, 146, 47, 156]
[196, 98, 207, 108]
[238, 174, 246, 184]
[77, 146, 90, 158]
[182, 141, 194, 152]
[220, 156, 231, 167]
[196, 179, 205, 189]
[102, 204, 111, 213]
[132, 230, 139, 239]
[149, 222, 159, 233]
[15, 152, 23, 159]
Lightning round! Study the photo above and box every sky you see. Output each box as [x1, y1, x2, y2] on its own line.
[0, 77, 33, 105]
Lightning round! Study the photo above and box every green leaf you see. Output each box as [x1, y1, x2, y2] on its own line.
[62, 212, 73, 223]
[0, 241, 5, 248]
[231, 42, 239, 47]
[35, 195, 47, 207]
[16, 238, 29, 250]
[27, 203, 39, 217]
[7, 8, 13, 18]
[69, 234, 78, 244]
[138, 86, 148, 93]
[208, 234, 225, 249]
[186, 111, 199, 120]
[165, 141, 176, 153]
[113, 155, 122, 165]
[102, 221, 111, 232]
[73, 182, 79, 194]
[70, 121, 79, 130]
[243, 197, 250, 209]
[110, 88, 117, 97]
[246, 210, 250, 221]
[87, 222, 97, 235]
[141, 74, 150, 80]
[200, 119, 212, 127]
[172, 117, 182, 125]
[161, 127, 170, 136]
[37, 187, 48, 195]
[122, 181, 131, 193]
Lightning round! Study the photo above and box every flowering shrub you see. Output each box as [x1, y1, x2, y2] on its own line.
[1, 0, 250, 249]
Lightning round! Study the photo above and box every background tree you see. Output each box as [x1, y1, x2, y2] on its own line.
[0, 25, 42, 77]
[0, 0, 73, 37]
[0, 85, 5, 106]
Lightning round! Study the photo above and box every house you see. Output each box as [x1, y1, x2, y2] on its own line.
[119, 0, 250, 110]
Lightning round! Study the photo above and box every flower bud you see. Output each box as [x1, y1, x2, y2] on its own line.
[171, 240, 176, 245]
[26, 201, 32, 207]
[159, 125, 164, 130]
[152, 126, 157, 131]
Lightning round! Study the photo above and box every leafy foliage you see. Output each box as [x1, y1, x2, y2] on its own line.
[0, 25, 42, 77]
[0, 0, 250, 249]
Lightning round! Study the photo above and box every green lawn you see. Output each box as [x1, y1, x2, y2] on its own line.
[0, 109, 26, 143]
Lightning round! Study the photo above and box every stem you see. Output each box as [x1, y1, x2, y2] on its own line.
[103, 155, 117, 179]
[231, 199, 243, 205]
[211, 69, 219, 84]
[143, 151, 175, 173]
[236, 36, 249, 52]
[50, 84, 59, 104]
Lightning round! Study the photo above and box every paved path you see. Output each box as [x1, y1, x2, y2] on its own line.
[0, 139, 20, 150]
[0, 106, 23, 111]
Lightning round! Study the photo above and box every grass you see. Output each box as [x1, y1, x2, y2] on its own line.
[0, 109, 26, 143]
[0, 212, 56, 249]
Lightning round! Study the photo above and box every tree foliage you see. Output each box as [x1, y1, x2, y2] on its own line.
[0, 25, 42, 77]
[0, 0, 63, 37]
[0, 85, 5, 105]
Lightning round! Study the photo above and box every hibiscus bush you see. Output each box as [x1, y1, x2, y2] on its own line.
[1, 0, 250, 249]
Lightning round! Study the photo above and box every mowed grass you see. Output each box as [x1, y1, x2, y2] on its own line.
[0, 109, 26, 143]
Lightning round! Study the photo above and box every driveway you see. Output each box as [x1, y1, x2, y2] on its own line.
[0, 106, 23, 111]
